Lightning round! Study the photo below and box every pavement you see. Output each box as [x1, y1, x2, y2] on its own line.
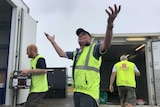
[0, 86, 159, 107]
[39, 93, 156, 107]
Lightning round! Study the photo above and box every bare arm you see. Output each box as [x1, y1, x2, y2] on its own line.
[44, 33, 67, 58]
[21, 69, 47, 75]
[135, 71, 141, 76]
[100, 4, 121, 51]
[134, 64, 141, 76]
[109, 72, 116, 93]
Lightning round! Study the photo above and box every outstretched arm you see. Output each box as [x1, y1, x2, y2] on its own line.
[100, 4, 121, 52]
[44, 33, 67, 58]
[21, 69, 47, 75]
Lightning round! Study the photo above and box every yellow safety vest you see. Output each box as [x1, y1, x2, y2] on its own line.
[30, 54, 48, 93]
[115, 60, 136, 87]
[72, 44, 102, 99]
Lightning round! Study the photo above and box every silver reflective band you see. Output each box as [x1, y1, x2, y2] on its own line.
[74, 44, 99, 73]
[75, 66, 99, 72]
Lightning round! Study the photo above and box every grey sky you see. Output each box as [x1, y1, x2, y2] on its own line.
[23, 0, 160, 76]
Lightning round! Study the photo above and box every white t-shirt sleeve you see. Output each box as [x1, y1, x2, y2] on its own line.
[134, 64, 140, 72]
[112, 65, 116, 72]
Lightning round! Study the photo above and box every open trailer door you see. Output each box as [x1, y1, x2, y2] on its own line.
[151, 40, 160, 105]
[16, 9, 37, 105]
[5, 7, 37, 106]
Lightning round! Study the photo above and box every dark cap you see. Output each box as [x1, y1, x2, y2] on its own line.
[76, 28, 91, 37]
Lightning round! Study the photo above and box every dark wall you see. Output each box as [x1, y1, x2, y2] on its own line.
[100, 51, 148, 104]
[133, 53, 148, 104]
[100, 56, 119, 104]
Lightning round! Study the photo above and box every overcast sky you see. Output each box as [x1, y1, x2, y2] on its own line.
[23, 0, 160, 76]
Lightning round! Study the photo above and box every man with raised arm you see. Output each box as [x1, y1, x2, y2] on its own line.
[45, 4, 121, 107]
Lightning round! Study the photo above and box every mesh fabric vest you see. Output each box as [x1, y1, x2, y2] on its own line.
[72, 44, 102, 99]
[30, 54, 48, 93]
[115, 60, 136, 88]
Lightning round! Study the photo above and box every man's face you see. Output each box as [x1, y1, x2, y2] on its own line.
[26, 48, 33, 58]
[78, 32, 91, 46]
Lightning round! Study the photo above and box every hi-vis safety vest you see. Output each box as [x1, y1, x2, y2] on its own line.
[115, 60, 136, 88]
[30, 54, 48, 93]
[72, 44, 102, 99]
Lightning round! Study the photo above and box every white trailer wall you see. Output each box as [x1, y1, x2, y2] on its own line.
[2, 0, 37, 106]
[151, 40, 160, 105]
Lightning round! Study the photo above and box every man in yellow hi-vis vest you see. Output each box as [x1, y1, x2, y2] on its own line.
[21, 44, 48, 107]
[44, 4, 121, 107]
[109, 55, 141, 107]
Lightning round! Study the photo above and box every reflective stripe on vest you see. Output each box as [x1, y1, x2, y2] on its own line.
[73, 44, 101, 99]
[75, 44, 99, 72]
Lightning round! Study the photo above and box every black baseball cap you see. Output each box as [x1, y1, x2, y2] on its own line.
[76, 28, 91, 37]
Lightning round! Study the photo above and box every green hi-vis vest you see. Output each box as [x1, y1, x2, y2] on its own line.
[30, 54, 48, 93]
[72, 44, 102, 99]
[115, 60, 136, 88]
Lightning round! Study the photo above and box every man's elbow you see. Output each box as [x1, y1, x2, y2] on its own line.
[59, 52, 67, 58]
[136, 72, 141, 76]
[59, 55, 67, 58]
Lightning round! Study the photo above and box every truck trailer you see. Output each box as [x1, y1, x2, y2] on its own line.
[1, 0, 160, 106]
[92, 32, 160, 105]
[0, 0, 37, 106]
